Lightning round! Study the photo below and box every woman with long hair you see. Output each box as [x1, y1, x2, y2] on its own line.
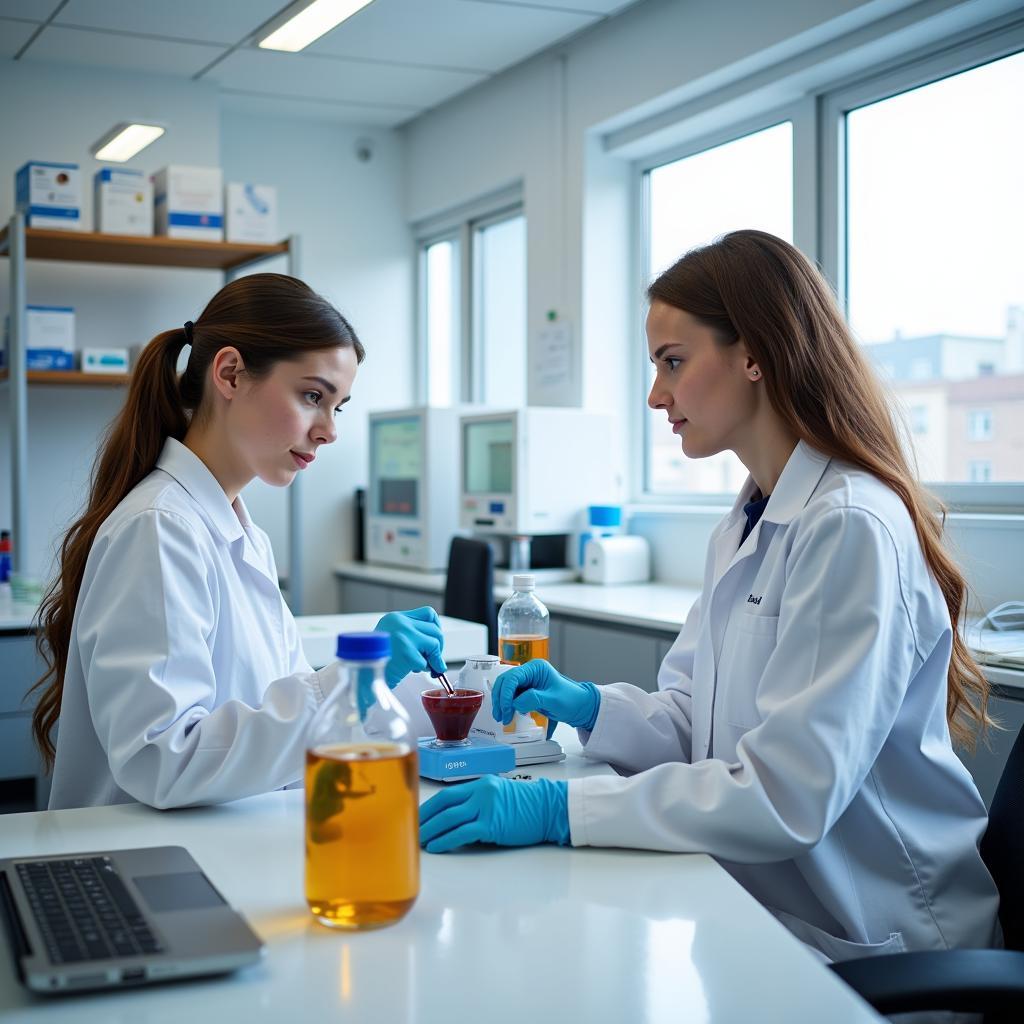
[419, 231, 1001, 960]
[33, 273, 446, 810]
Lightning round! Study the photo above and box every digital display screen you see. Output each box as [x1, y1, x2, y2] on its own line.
[371, 417, 420, 517]
[464, 419, 514, 494]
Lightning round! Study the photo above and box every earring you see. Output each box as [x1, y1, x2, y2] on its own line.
[751, 369, 760, 379]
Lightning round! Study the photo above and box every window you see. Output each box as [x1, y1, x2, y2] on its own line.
[910, 405, 929, 435]
[422, 238, 458, 407]
[969, 460, 993, 483]
[473, 213, 526, 407]
[641, 121, 793, 496]
[417, 194, 525, 407]
[968, 410, 993, 441]
[845, 49, 1024, 485]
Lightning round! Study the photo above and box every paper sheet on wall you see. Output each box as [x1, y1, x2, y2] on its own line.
[535, 323, 572, 390]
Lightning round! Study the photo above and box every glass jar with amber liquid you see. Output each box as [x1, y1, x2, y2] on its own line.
[305, 632, 419, 930]
[497, 574, 550, 732]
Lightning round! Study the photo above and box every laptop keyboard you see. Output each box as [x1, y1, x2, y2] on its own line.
[16, 857, 164, 964]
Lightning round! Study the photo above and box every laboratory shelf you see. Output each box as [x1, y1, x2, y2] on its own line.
[0, 226, 289, 271]
[0, 369, 130, 386]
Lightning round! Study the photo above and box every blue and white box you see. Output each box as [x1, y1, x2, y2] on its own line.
[82, 347, 131, 374]
[3, 305, 75, 371]
[225, 182, 278, 243]
[15, 162, 82, 231]
[153, 165, 223, 241]
[95, 168, 153, 236]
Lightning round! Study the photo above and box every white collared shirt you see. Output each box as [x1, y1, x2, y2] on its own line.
[569, 441, 1000, 961]
[50, 438, 331, 809]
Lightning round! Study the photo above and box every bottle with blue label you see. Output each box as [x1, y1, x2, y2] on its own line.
[304, 632, 418, 931]
[0, 531, 11, 611]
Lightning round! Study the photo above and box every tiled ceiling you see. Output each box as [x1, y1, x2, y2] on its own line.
[0, 0, 641, 126]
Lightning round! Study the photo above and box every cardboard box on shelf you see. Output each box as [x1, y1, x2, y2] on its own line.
[153, 165, 223, 241]
[81, 347, 132, 374]
[225, 183, 278, 244]
[3, 305, 76, 371]
[94, 168, 153, 236]
[15, 162, 82, 231]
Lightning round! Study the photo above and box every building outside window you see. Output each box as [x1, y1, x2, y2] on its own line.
[969, 460, 993, 483]
[968, 409, 993, 441]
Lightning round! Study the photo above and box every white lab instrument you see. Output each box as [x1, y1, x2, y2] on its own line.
[582, 535, 651, 585]
[367, 406, 472, 571]
[459, 407, 614, 581]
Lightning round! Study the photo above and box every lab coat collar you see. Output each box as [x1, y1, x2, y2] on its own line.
[155, 438, 247, 545]
[726, 440, 831, 530]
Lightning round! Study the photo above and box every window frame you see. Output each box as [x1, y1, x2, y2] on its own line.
[630, 19, 1024, 511]
[414, 185, 524, 406]
[632, 107, 802, 505]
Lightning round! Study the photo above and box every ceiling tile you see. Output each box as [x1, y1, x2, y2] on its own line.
[462, 0, 636, 12]
[206, 47, 486, 110]
[0, 1, 61, 21]
[0, 16, 35, 56]
[21, 24, 226, 76]
[54, 0, 287, 46]
[306, 0, 596, 73]
[220, 89, 416, 127]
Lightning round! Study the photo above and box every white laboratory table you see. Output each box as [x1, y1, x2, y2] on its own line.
[0, 726, 882, 1024]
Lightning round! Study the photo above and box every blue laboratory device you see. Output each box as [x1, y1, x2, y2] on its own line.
[417, 737, 515, 782]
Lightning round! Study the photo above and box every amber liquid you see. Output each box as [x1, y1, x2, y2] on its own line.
[304, 743, 419, 930]
[498, 634, 550, 731]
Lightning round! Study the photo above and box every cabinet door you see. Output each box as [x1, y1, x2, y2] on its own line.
[957, 689, 1024, 808]
[560, 620, 660, 692]
[547, 617, 565, 668]
[339, 579, 391, 613]
[1, 636, 45, 714]
[388, 587, 443, 614]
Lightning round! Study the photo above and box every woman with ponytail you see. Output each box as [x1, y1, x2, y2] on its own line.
[33, 273, 446, 809]
[419, 232, 1001, 963]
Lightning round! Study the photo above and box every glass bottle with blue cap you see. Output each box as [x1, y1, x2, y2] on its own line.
[304, 632, 419, 931]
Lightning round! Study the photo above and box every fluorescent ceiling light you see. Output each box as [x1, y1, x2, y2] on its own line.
[259, 0, 375, 52]
[92, 123, 165, 163]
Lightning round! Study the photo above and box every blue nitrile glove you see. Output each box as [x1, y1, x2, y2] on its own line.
[374, 607, 447, 688]
[491, 660, 600, 732]
[419, 776, 570, 854]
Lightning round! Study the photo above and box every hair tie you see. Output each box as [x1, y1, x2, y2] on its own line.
[183, 321, 194, 346]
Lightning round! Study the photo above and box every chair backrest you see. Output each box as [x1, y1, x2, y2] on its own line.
[442, 537, 496, 654]
[980, 720, 1024, 951]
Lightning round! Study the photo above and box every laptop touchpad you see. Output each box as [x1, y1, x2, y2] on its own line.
[133, 872, 226, 912]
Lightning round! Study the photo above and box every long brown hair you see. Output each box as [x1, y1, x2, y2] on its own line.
[648, 230, 990, 749]
[30, 273, 365, 768]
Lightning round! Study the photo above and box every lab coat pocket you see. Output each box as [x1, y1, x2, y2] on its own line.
[717, 613, 779, 729]
[769, 907, 907, 963]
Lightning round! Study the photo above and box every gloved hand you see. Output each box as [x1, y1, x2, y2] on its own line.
[491, 660, 600, 732]
[374, 607, 446, 688]
[419, 776, 570, 854]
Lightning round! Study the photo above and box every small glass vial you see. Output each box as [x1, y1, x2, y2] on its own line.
[305, 632, 419, 931]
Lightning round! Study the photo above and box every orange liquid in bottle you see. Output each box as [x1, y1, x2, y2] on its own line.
[499, 634, 550, 730]
[304, 743, 419, 930]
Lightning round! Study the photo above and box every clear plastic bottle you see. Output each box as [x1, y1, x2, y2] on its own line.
[497, 574, 550, 732]
[305, 631, 419, 931]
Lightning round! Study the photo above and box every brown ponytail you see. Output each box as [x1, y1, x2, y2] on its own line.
[30, 273, 364, 768]
[649, 231, 991, 750]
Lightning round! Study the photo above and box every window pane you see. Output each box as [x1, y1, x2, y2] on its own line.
[847, 51, 1024, 484]
[425, 239, 457, 406]
[645, 122, 793, 494]
[475, 214, 526, 407]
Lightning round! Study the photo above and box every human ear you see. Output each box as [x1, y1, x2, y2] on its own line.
[210, 347, 246, 400]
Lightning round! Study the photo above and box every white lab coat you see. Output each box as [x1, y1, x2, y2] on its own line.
[568, 441, 1000, 962]
[50, 438, 335, 810]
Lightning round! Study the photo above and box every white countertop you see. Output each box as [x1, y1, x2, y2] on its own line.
[0, 726, 881, 1024]
[0, 600, 40, 632]
[335, 561, 700, 634]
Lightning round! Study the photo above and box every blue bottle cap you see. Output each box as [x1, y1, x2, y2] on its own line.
[588, 505, 622, 527]
[336, 631, 391, 661]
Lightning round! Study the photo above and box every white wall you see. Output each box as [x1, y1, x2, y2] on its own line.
[0, 61, 413, 613]
[401, 0, 1024, 603]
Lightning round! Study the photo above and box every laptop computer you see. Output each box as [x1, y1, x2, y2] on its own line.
[0, 845, 264, 994]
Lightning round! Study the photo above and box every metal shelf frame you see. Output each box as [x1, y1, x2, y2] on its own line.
[1, 213, 306, 613]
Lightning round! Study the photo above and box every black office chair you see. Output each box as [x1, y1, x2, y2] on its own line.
[829, 723, 1024, 1020]
[442, 536, 496, 655]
